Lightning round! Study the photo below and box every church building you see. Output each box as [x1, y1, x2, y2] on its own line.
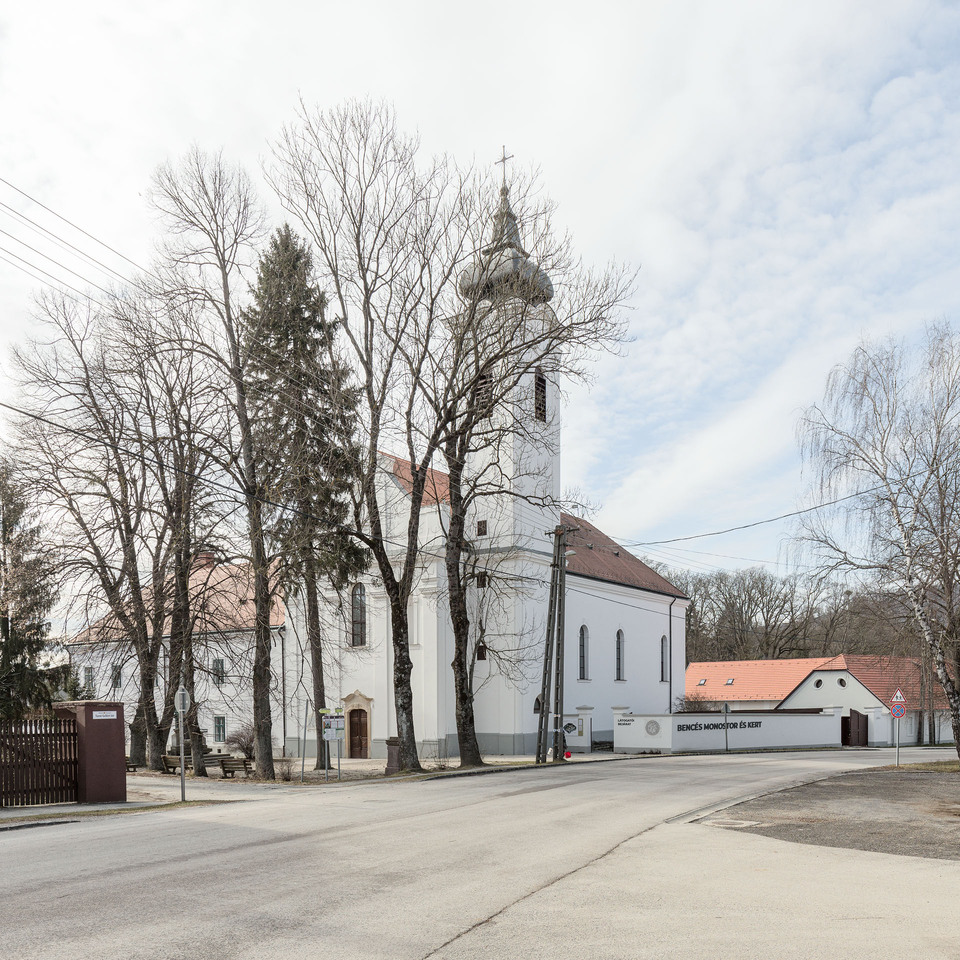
[279, 186, 689, 760]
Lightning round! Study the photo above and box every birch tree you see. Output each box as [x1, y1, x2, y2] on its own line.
[800, 324, 960, 762]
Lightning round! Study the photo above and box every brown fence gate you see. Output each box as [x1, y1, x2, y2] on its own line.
[0, 715, 79, 807]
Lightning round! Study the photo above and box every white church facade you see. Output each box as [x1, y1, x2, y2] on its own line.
[278, 184, 688, 760]
[279, 459, 689, 760]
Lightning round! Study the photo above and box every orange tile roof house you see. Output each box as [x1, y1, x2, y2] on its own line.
[686, 655, 952, 746]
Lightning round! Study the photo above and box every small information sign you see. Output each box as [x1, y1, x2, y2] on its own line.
[322, 715, 345, 742]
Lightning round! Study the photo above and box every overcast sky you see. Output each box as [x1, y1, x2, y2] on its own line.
[1, 1, 958, 578]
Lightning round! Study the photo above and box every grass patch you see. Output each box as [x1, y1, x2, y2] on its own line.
[0, 799, 238, 826]
[875, 759, 960, 773]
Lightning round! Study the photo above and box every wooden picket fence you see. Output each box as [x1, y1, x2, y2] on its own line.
[0, 715, 78, 807]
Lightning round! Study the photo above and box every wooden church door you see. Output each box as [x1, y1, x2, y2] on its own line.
[349, 709, 368, 759]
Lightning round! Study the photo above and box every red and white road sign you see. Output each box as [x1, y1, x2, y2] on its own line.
[892, 688, 905, 703]
[891, 702, 906, 719]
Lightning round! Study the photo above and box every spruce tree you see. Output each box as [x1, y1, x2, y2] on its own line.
[242, 224, 366, 764]
[0, 460, 58, 720]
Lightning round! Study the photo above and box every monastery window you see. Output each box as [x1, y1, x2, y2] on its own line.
[837, 677, 846, 687]
[476, 519, 488, 537]
[83, 666, 94, 693]
[814, 678, 823, 688]
[351, 584, 367, 647]
[214, 716, 226, 743]
[579, 625, 590, 680]
[615, 630, 625, 681]
[477, 571, 488, 589]
[111, 664, 122, 691]
[212, 658, 225, 687]
[534, 695, 542, 714]
[660, 636, 669, 683]
[534, 368, 547, 422]
[476, 642, 487, 662]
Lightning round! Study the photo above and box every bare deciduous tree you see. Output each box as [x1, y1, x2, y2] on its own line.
[150, 148, 281, 777]
[800, 323, 960, 763]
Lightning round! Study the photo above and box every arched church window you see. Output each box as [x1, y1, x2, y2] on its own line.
[534, 695, 542, 714]
[616, 630, 625, 681]
[660, 635, 669, 682]
[351, 584, 366, 647]
[579, 625, 590, 680]
[476, 642, 487, 662]
[535, 368, 547, 422]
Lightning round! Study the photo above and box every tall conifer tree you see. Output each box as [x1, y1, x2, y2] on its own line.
[0, 460, 57, 720]
[242, 225, 365, 763]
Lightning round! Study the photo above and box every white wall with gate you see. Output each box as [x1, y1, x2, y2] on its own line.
[614, 709, 841, 754]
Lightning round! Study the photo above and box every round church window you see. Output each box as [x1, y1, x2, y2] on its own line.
[814, 679, 823, 688]
[837, 677, 847, 687]
[645, 720, 661, 736]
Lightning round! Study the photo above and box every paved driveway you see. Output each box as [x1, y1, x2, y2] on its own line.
[2, 747, 957, 959]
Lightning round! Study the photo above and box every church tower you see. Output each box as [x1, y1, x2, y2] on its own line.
[458, 182, 561, 573]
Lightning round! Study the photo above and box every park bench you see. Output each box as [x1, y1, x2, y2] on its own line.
[125, 758, 138, 772]
[212, 756, 253, 778]
[161, 755, 183, 774]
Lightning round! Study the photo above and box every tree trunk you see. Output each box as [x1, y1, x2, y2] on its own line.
[251, 523, 275, 779]
[443, 448, 483, 767]
[304, 571, 328, 770]
[388, 597, 421, 771]
[128, 702, 147, 766]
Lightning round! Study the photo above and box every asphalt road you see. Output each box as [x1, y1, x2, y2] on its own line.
[2, 747, 958, 960]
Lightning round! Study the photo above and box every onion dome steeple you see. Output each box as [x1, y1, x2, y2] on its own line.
[458, 181, 554, 305]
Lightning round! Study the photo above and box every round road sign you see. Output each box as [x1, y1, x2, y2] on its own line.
[891, 702, 906, 719]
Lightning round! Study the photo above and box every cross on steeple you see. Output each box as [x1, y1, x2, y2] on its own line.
[496, 145, 514, 187]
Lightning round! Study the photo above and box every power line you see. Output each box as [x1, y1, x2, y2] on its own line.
[0, 175, 148, 274]
[624, 481, 912, 547]
[0, 200, 135, 286]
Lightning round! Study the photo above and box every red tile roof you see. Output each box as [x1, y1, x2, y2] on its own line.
[686, 658, 831, 703]
[561, 512, 686, 598]
[384, 453, 451, 506]
[686, 655, 949, 709]
[381, 457, 685, 598]
[69, 561, 285, 646]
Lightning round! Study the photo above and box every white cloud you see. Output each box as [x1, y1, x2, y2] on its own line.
[2, 0, 960, 569]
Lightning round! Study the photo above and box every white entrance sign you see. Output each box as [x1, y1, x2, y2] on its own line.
[615, 710, 842, 754]
[92, 710, 117, 720]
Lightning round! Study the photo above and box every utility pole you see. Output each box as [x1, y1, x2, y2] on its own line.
[536, 525, 576, 764]
[536, 530, 561, 764]
[552, 529, 570, 763]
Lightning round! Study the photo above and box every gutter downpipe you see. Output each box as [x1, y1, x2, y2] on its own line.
[668, 597, 677, 713]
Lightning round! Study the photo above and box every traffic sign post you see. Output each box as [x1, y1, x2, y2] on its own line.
[890, 690, 906, 768]
[175, 685, 191, 802]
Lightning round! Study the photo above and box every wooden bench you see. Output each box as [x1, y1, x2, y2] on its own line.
[161, 755, 183, 774]
[162, 754, 252, 777]
[125, 758, 138, 772]
[213, 756, 253, 778]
